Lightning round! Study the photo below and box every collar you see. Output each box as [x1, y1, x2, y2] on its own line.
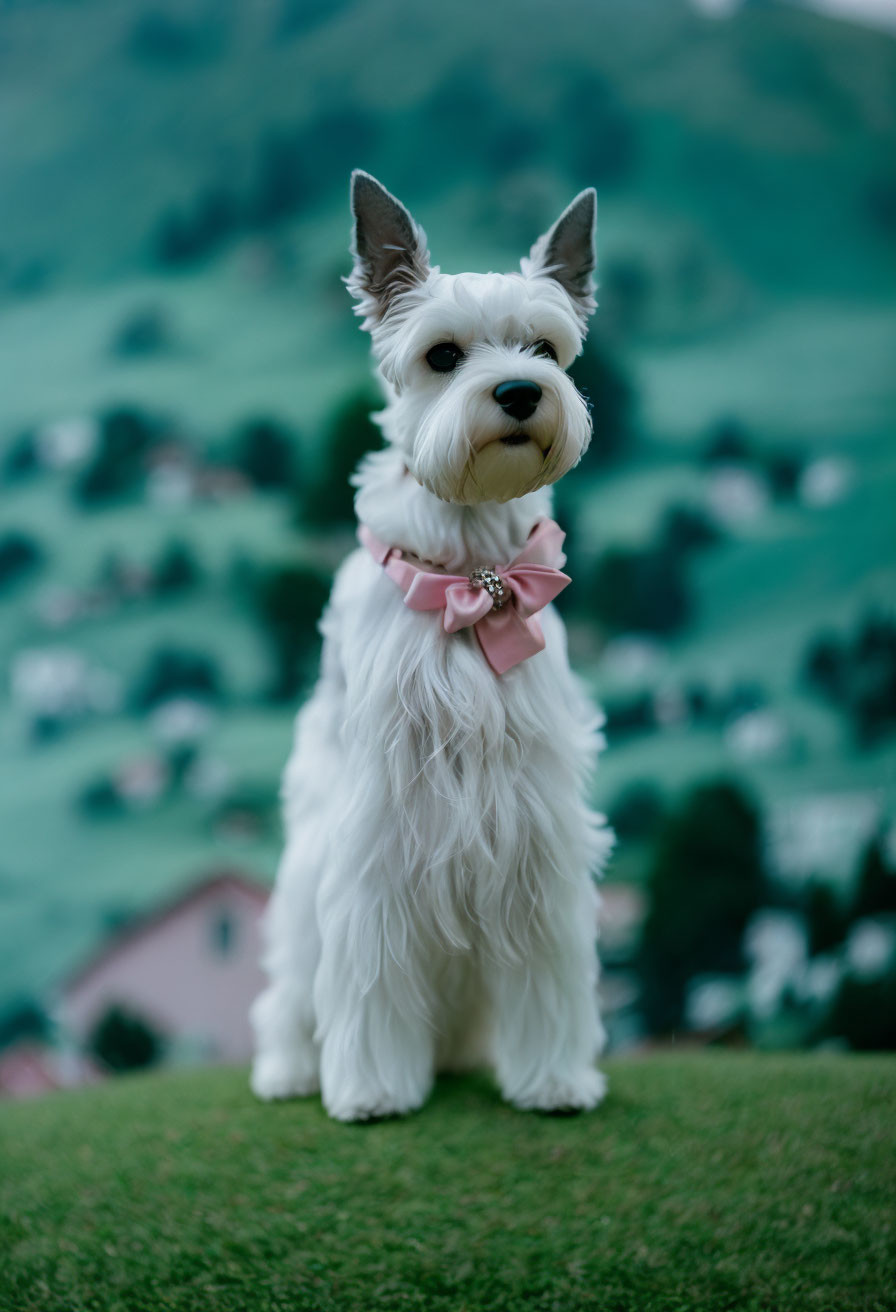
[358, 519, 571, 674]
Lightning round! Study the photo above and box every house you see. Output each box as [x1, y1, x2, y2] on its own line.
[60, 871, 270, 1068]
[57, 871, 645, 1076]
[0, 1043, 62, 1099]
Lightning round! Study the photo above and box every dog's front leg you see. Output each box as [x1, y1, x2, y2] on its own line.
[249, 842, 322, 1101]
[313, 894, 435, 1122]
[489, 879, 607, 1113]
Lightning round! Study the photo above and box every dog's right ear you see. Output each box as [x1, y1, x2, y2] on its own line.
[347, 171, 430, 328]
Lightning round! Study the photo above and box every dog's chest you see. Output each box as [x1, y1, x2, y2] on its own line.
[338, 553, 561, 865]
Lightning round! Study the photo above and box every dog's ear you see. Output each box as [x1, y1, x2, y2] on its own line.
[347, 171, 430, 326]
[522, 189, 596, 322]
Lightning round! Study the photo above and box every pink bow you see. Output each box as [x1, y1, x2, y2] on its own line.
[358, 519, 571, 674]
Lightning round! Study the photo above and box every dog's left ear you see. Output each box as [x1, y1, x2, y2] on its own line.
[522, 189, 597, 323]
[347, 171, 430, 327]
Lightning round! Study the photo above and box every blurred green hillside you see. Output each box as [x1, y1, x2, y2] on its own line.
[1, 0, 895, 1028]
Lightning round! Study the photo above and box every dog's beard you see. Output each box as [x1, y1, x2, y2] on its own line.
[409, 368, 592, 505]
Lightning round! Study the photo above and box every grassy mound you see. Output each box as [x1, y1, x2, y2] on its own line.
[1, 1053, 893, 1311]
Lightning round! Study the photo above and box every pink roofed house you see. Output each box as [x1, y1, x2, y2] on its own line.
[0, 1043, 63, 1098]
[60, 871, 270, 1068]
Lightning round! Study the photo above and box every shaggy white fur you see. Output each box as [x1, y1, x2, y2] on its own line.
[250, 172, 613, 1121]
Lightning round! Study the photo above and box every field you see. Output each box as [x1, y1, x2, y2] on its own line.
[3, 289, 893, 1005]
[1, 1053, 894, 1311]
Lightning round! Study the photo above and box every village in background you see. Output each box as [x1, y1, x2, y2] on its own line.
[1, 0, 895, 1096]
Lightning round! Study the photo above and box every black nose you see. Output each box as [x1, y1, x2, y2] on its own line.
[493, 379, 542, 422]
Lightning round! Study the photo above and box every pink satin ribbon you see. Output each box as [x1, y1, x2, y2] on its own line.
[358, 519, 571, 674]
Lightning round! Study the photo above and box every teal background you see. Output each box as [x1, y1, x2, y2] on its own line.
[1, 0, 894, 1048]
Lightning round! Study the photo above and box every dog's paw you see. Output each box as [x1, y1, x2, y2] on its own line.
[324, 1086, 428, 1123]
[511, 1067, 607, 1114]
[250, 1053, 319, 1102]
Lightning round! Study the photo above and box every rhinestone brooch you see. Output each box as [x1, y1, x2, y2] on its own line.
[469, 567, 508, 611]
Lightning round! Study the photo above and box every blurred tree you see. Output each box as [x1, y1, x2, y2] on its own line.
[211, 786, 276, 842]
[301, 390, 381, 527]
[639, 780, 765, 1035]
[685, 681, 712, 723]
[569, 338, 634, 467]
[154, 540, 202, 595]
[852, 613, 896, 747]
[75, 407, 156, 505]
[805, 880, 847, 957]
[153, 208, 202, 266]
[2, 431, 39, 483]
[608, 781, 666, 841]
[0, 530, 44, 593]
[603, 692, 656, 738]
[659, 503, 722, 557]
[255, 563, 330, 701]
[234, 417, 296, 491]
[132, 647, 222, 712]
[590, 545, 690, 635]
[763, 447, 803, 501]
[852, 834, 896, 920]
[192, 183, 240, 251]
[79, 777, 124, 819]
[825, 971, 896, 1051]
[110, 305, 173, 358]
[802, 612, 896, 746]
[701, 417, 752, 466]
[0, 998, 49, 1049]
[89, 1004, 164, 1073]
[818, 831, 896, 1050]
[802, 630, 845, 700]
[152, 182, 240, 266]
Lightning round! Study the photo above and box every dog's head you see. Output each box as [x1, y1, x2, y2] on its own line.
[347, 171, 596, 505]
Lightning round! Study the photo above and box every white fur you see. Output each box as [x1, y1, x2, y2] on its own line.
[251, 176, 612, 1121]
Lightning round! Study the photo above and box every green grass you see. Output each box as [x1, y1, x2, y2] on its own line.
[1, 1054, 894, 1311]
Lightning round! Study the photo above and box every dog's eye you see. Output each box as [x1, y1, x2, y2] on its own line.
[532, 340, 558, 362]
[426, 342, 464, 373]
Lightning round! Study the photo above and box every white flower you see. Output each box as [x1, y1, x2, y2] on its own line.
[151, 697, 214, 745]
[799, 456, 853, 508]
[35, 416, 97, 469]
[745, 910, 807, 1020]
[706, 466, 767, 525]
[685, 975, 743, 1030]
[803, 954, 842, 1004]
[846, 919, 896, 981]
[725, 709, 787, 760]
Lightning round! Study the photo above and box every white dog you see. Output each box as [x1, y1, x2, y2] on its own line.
[250, 171, 612, 1121]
